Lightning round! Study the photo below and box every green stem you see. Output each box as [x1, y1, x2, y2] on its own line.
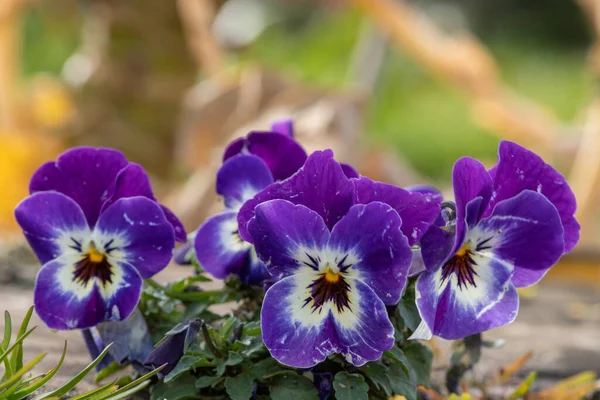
[201, 322, 223, 359]
[145, 278, 224, 302]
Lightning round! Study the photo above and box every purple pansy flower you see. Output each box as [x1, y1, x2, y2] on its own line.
[243, 150, 440, 368]
[145, 319, 202, 376]
[15, 148, 177, 330]
[193, 154, 274, 285]
[412, 141, 579, 340]
[28, 146, 186, 242]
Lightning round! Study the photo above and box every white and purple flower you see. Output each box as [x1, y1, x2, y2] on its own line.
[241, 150, 441, 368]
[412, 141, 579, 340]
[15, 147, 179, 330]
[192, 120, 311, 285]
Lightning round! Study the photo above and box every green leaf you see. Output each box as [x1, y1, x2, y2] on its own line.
[97, 364, 165, 400]
[0, 351, 46, 393]
[195, 375, 222, 389]
[225, 374, 255, 400]
[164, 355, 214, 383]
[226, 351, 244, 366]
[509, 371, 537, 399]
[403, 342, 433, 388]
[67, 381, 118, 400]
[359, 362, 392, 396]
[1, 311, 13, 379]
[388, 363, 416, 400]
[0, 327, 36, 368]
[242, 322, 261, 337]
[397, 280, 422, 331]
[250, 358, 288, 381]
[32, 342, 112, 400]
[9, 341, 67, 399]
[10, 306, 34, 373]
[333, 372, 369, 400]
[95, 361, 127, 383]
[150, 374, 200, 400]
[384, 347, 410, 376]
[269, 373, 319, 400]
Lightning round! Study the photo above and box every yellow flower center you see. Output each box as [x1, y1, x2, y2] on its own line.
[324, 267, 341, 283]
[455, 243, 470, 257]
[87, 247, 105, 263]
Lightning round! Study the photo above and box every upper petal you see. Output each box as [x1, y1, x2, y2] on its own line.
[216, 155, 274, 210]
[94, 197, 175, 279]
[248, 200, 330, 278]
[34, 257, 142, 330]
[452, 157, 493, 253]
[29, 147, 129, 226]
[353, 177, 441, 246]
[341, 163, 359, 179]
[15, 192, 91, 264]
[328, 202, 411, 305]
[194, 211, 252, 280]
[101, 163, 186, 242]
[238, 150, 354, 243]
[223, 131, 307, 181]
[271, 119, 294, 137]
[486, 140, 579, 252]
[475, 190, 565, 287]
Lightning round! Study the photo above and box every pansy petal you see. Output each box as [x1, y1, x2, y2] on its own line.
[353, 177, 441, 246]
[329, 202, 411, 305]
[271, 119, 294, 137]
[29, 147, 128, 226]
[333, 278, 395, 366]
[341, 163, 359, 179]
[475, 190, 564, 287]
[415, 255, 518, 340]
[194, 211, 251, 280]
[15, 192, 90, 264]
[101, 163, 187, 242]
[174, 241, 195, 266]
[216, 155, 274, 209]
[486, 140, 579, 252]
[240, 247, 270, 286]
[223, 138, 245, 161]
[238, 150, 354, 242]
[261, 274, 336, 368]
[34, 257, 142, 330]
[245, 132, 307, 181]
[452, 157, 493, 252]
[94, 197, 175, 279]
[419, 224, 456, 271]
[248, 200, 330, 278]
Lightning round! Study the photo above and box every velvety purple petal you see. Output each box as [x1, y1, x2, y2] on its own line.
[341, 163, 359, 179]
[261, 275, 338, 368]
[223, 138, 245, 161]
[486, 141, 579, 252]
[452, 157, 493, 253]
[333, 278, 395, 366]
[194, 211, 251, 280]
[216, 155, 274, 209]
[240, 248, 270, 286]
[271, 119, 294, 137]
[15, 192, 90, 264]
[101, 163, 186, 242]
[415, 256, 518, 340]
[29, 147, 128, 226]
[475, 190, 564, 287]
[245, 132, 307, 181]
[353, 177, 441, 246]
[34, 257, 142, 330]
[238, 150, 354, 243]
[328, 202, 411, 305]
[406, 184, 443, 200]
[160, 205, 187, 242]
[419, 225, 456, 271]
[95, 197, 175, 279]
[248, 200, 330, 278]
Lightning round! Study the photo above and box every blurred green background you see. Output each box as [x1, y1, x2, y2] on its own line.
[18, 0, 593, 181]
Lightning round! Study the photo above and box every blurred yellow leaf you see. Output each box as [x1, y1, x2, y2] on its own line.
[448, 394, 472, 400]
[532, 371, 597, 400]
[509, 371, 537, 399]
[29, 76, 74, 129]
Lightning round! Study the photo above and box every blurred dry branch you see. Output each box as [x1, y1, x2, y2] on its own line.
[348, 0, 565, 155]
[176, 0, 227, 79]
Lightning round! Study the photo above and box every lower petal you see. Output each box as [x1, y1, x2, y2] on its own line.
[34, 258, 142, 330]
[333, 278, 395, 366]
[261, 274, 336, 368]
[194, 211, 251, 280]
[415, 255, 517, 340]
